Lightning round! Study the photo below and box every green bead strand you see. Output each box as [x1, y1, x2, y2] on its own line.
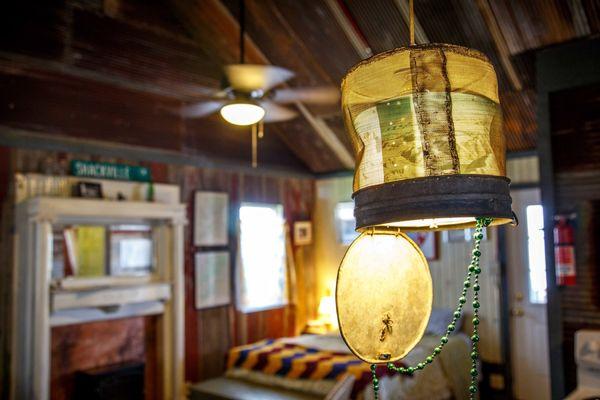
[373, 217, 491, 400]
[371, 364, 379, 399]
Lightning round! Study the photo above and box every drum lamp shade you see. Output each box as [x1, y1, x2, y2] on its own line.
[341, 44, 515, 231]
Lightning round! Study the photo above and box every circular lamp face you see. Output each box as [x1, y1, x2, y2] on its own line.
[220, 103, 265, 126]
[336, 231, 432, 364]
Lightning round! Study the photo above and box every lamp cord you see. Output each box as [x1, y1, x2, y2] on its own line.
[409, 0, 415, 46]
[239, 0, 245, 64]
[371, 217, 493, 400]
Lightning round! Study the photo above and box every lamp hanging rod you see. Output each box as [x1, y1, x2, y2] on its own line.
[409, 0, 415, 45]
[239, 0, 245, 63]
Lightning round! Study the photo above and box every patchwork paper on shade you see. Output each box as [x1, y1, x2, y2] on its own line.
[342, 44, 505, 192]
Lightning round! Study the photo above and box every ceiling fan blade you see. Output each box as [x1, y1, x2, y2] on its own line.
[181, 101, 225, 118]
[224, 64, 295, 92]
[272, 86, 340, 104]
[260, 101, 298, 123]
[189, 85, 225, 98]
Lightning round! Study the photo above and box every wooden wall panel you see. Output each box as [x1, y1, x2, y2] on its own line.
[549, 84, 600, 392]
[0, 66, 184, 151]
[550, 84, 600, 173]
[0, 147, 13, 400]
[506, 155, 540, 185]
[179, 168, 316, 382]
[429, 230, 502, 363]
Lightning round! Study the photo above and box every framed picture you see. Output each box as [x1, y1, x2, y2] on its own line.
[195, 251, 231, 309]
[75, 181, 103, 198]
[293, 221, 312, 246]
[194, 191, 229, 246]
[109, 224, 154, 276]
[407, 232, 439, 261]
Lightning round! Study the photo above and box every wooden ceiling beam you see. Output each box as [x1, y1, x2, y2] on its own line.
[475, 0, 523, 91]
[325, 0, 373, 60]
[294, 103, 355, 169]
[567, 0, 591, 37]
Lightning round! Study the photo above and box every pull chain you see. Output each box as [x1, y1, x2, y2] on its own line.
[371, 217, 492, 399]
[251, 123, 258, 168]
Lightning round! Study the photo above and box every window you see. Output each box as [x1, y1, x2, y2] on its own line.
[237, 203, 287, 312]
[526, 205, 547, 304]
[335, 201, 358, 245]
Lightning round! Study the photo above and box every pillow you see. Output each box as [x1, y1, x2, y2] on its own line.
[425, 308, 463, 336]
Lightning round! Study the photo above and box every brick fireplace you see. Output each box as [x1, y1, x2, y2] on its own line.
[50, 317, 157, 400]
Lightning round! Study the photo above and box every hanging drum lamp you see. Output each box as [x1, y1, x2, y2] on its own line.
[342, 44, 513, 232]
[335, 1, 515, 398]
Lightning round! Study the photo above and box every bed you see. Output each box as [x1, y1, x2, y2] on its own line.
[223, 329, 471, 400]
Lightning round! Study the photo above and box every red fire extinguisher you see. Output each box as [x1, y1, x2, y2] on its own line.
[554, 216, 576, 286]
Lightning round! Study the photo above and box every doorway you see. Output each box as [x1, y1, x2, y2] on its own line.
[506, 188, 551, 400]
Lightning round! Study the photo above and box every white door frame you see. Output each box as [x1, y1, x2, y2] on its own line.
[506, 187, 551, 400]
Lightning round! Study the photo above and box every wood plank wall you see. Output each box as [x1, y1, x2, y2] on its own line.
[0, 147, 12, 400]
[0, 1, 309, 173]
[0, 147, 317, 398]
[549, 83, 600, 392]
[429, 231, 502, 363]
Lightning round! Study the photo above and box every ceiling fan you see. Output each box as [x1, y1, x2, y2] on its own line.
[180, 0, 340, 127]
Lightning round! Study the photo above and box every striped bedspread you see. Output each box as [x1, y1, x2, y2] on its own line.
[226, 338, 404, 397]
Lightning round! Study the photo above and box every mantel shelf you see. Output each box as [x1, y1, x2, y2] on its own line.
[53, 275, 157, 290]
[50, 301, 165, 327]
[51, 282, 171, 311]
[18, 196, 187, 224]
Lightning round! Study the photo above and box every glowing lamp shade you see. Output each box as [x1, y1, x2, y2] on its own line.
[336, 231, 432, 363]
[220, 102, 265, 126]
[341, 44, 514, 231]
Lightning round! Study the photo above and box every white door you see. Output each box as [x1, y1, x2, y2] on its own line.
[506, 188, 551, 400]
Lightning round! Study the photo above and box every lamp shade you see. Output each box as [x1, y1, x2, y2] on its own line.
[220, 102, 265, 126]
[341, 44, 514, 231]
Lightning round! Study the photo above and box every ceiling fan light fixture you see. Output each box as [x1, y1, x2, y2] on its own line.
[220, 102, 265, 126]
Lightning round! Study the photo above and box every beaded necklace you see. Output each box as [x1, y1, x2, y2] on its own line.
[370, 217, 493, 399]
